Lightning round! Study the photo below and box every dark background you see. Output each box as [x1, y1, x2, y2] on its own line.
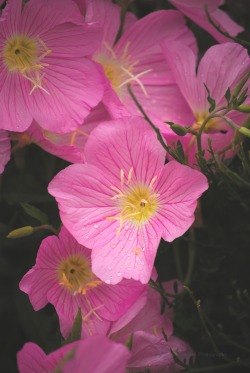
[1, 1, 250, 372]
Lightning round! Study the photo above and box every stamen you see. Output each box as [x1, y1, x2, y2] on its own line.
[153, 324, 159, 337]
[127, 167, 133, 185]
[82, 297, 103, 322]
[69, 129, 89, 146]
[149, 176, 157, 188]
[121, 41, 131, 60]
[3, 35, 52, 95]
[120, 169, 124, 189]
[108, 169, 159, 234]
[119, 67, 152, 97]
[103, 41, 117, 59]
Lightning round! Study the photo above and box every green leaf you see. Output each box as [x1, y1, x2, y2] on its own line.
[224, 87, 231, 104]
[125, 333, 134, 351]
[21, 202, 49, 225]
[176, 140, 185, 162]
[65, 308, 82, 345]
[204, 83, 216, 113]
[232, 71, 250, 99]
[234, 87, 248, 107]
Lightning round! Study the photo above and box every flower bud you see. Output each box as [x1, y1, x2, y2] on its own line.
[238, 127, 250, 138]
[7, 226, 34, 239]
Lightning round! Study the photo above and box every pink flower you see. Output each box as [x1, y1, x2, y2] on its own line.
[0, 0, 103, 133]
[17, 336, 130, 373]
[110, 280, 194, 373]
[48, 117, 208, 284]
[169, 0, 244, 43]
[19, 226, 146, 338]
[0, 129, 10, 174]
[10, 103, 111, 163]
[161, 42, 250, 165]
[81, 0, 197, 124]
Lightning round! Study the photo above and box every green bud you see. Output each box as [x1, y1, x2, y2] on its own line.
[125, 333, 134, 351]
[7, 226, 34, 239]
[169, 124, 188, 136]
[232, 71, 250, 99]
[238, 127, 250, 138]
[237, 105, 250, 113]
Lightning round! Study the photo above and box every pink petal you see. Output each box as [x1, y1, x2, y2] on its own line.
[41, 23, 102, 58]
[27, 103, 111, 163]
[0, 69, 33, 132]
[63, 336, 130, 373]
[0, 130, 10, 173]
[115, 10, 197, 60]
[110, 288, 148, 334]
[17, 342, 48, 373]
[85, 0, 121, 51]
[20, 0, 85, 36]
[91, 223, 161, 284]
[0, 0, 21, 37]
[87, 279, 147, 321]
[197, 43, 250, 106]
[19, 268, 56, 310]
[84, 116, 166, 185]
[155, 161, 208, 242]
[26, 58, 103, 133]
[48, 163, 118, 244]
[127, 332, 194, 373]
[129, 84, 194, 126]
[113, 286, 173, 340]
[59, 312, 111, 339]
[169, 0, 243, 43]
[162, 41, 202, 115]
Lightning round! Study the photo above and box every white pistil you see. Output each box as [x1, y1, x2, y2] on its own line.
[119, 67, 152, 97]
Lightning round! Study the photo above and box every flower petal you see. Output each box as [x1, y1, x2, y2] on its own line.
[26, 58, 103, 133]
[0, 130, 10, 173]
[17, 343, 48, 373]
[84, 116, 166, 185]
[155, 161, 208, 242]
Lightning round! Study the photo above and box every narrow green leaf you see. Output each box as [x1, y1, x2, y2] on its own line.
[21, 202, 49, 225]
[234, 87, 248, 107]
[204, 83, 216, 112]
[65, 308, 82, 345]
[232, 71, 250, 99]
[125, 333, 134, 351]
[224, 87, 231, 104]
[176, 140, 185, 162]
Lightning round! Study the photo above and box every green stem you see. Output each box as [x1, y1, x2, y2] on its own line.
[205, 5, 250, 47]
[196, 108, 229, 155]
[184, 286, 228, 362]
[173, 240, 184, 281]
[186, 362, 245, 373]
[127, 85, 187, 164]
[33, 224, 58, 235]
[184, 229, 195, 286]
[113, 0, 133, 45]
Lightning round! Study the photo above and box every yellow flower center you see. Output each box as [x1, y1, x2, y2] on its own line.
[3, 34, 52, 94]
[107, 168, 159, 234]
[193, 112, 221, 133]
[94, 41, 151, 98]
[57, 255, 102, 295]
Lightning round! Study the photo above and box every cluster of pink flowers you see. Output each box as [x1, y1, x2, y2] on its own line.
[0, 0, 249, 372]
